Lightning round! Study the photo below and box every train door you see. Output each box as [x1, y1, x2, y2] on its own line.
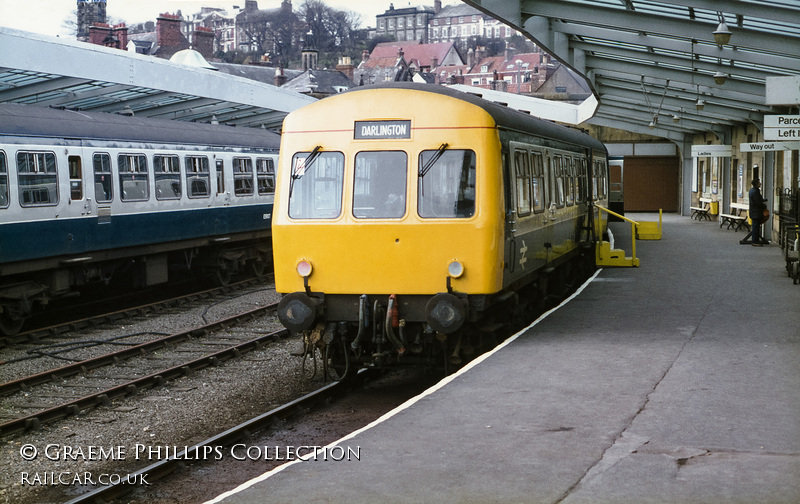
[65, 153, 89, 253]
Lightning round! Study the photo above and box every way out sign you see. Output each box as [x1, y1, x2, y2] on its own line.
[765, 115, 800, 141]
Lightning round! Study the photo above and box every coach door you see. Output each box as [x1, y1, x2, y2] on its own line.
[65, 153, 89, 253]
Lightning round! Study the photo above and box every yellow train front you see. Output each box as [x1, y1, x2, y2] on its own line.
[274, 83, 607, 377]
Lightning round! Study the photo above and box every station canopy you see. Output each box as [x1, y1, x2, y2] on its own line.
[0, 27, 315, 132]
[464, 0, 800, 141]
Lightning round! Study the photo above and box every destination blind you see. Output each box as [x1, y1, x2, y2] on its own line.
[354, 120, 411, 140]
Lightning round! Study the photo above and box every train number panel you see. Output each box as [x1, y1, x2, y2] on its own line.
[274, 83, 609, 377]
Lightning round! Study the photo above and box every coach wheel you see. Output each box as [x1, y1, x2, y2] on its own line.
[250, 257, 267, 277]
[215, 257, 233, 286]
[0, 305, 25, 336]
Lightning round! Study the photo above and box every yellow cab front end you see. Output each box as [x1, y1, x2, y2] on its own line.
[273, 86, 504, 350]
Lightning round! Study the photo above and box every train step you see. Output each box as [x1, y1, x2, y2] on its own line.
[595, 240, 640, 267]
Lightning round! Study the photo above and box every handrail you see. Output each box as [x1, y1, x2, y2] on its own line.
[595, 205, 638, 266]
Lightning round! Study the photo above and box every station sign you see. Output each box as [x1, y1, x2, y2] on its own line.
[354, 120, 411, 140]
[740, 141, 800, 152]
[691, 145, 732, 157]
[764, 115, 800, 141]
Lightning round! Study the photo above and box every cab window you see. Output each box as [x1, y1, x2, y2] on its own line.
[353, 151, 407, 219]
[93, 153, 113, 202]
[288, 151, 344, 219]
[0, 151, 8, 208]
[418, 148, 475, 218]
[17, 151, 58, 206]
[154, 155, 182, 200]
[118, 153, 149, 201]
[186, 156, 210, 198]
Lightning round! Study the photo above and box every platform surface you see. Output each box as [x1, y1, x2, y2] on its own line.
[209, 214, 800, 504]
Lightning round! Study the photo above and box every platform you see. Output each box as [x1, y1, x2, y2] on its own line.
[209, 213, 800, 504]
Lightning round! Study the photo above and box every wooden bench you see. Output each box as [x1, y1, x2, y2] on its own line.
[719, 201, 750, 231]
[690, 197, 714, 221]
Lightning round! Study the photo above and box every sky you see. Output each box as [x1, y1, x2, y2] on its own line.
[0, 0, 464, 37]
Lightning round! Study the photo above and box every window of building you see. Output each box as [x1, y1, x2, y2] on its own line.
[398, 17, 404, 28]
[233, 157, 254, 196]
[186, 156, 211, 198]
[256, 157, 275, 195]
[154, 154, 182, 200]
[556, 86, 567, 93]
[118, 154, 148, 201]
[353, 151, 407, 219]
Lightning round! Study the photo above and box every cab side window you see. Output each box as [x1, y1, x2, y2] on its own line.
[17, 151, 58, 206]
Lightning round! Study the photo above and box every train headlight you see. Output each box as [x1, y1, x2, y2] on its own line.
[296, 260, 313, 278]
[447, 261, 464, 278]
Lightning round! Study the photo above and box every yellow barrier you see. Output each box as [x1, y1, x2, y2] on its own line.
[595, 205, 640, 267]
[636, 209, 663, 240]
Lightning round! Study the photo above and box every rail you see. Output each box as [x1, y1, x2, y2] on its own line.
[595, 205, 640, 267]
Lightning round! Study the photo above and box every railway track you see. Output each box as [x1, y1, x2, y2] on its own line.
[0, 301, 284, 438]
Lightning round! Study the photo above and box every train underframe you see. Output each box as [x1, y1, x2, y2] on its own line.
[0, 234, 271, 336]
[287, 245, 596, 381]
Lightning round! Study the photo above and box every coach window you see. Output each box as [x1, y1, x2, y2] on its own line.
[68, 156, 83, 201]
[0, 151, 8, 208]
[552, 154, 565, 207]
[565, 157, 574, 206]
[186, 156, 210, 198]
[215, 159, 225, 194]
[256, 157, 275, 195]
[118, 154, 149, 201]
[531, 151, 545, 213]
[93, 153, 113, 202]
[17, 151, 58, 206]
[154, 155, 182, 200]
[418, 148, 476, 218]
[288, 150, 344, 219]
[233, 157, 254, 196]
[353, 151, 407, 219]
[575, 157, 588, 203]
[513, 149, 532, 216]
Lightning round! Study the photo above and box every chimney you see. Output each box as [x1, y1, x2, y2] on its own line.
[475, 45, 486, 64]
[112, 23, 128, 49]
[467, 47, 474, 68]
[88, 23, 111, 46]
[504, 42, 515, 62]
[362, 49, 370, 63]
[431, 56, 438, 69]
[434, 0, 442, 14]
[157, 13, 185, 58]
[193, 26, 214, 59]
[274, 66, 288, 87]
[336, 56, 355, 81]
[397, 47, 404, 59]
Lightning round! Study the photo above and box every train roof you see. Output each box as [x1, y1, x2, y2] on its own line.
[342, 82, 606, 153]
[0, 103, 280, 150]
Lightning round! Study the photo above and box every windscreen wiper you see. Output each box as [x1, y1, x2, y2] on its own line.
[289, 145, 322, 198]
[418, 143, 448, 178]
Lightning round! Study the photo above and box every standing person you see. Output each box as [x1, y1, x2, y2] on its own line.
[749, 178, 767, 246]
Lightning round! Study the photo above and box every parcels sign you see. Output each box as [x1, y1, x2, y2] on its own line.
[764, 115, 800, 141]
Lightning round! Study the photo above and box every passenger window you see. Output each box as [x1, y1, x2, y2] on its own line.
[353, 151, 407, 219]
[233, 157, 254, 196]
[154, 155, 182, 200]
[552, 155, 565, 207]
[68, 156, 83, 201]
[186, 156, 210, 198]
[531, 151, 545, 213]
[0, 151, 8, 208]
[288, 151, 345, 219]
[513, 149, 532, 216]
[575, 157, 587, 203]
[17, 151, 58, 206]
[418, 148, 475, 219]
[93, 153, 113, 202]
[215, 159, 225, 195]
[118, 154, 149, 201]
[565, 157, 574, 206]
[256, 157, 275, 195]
